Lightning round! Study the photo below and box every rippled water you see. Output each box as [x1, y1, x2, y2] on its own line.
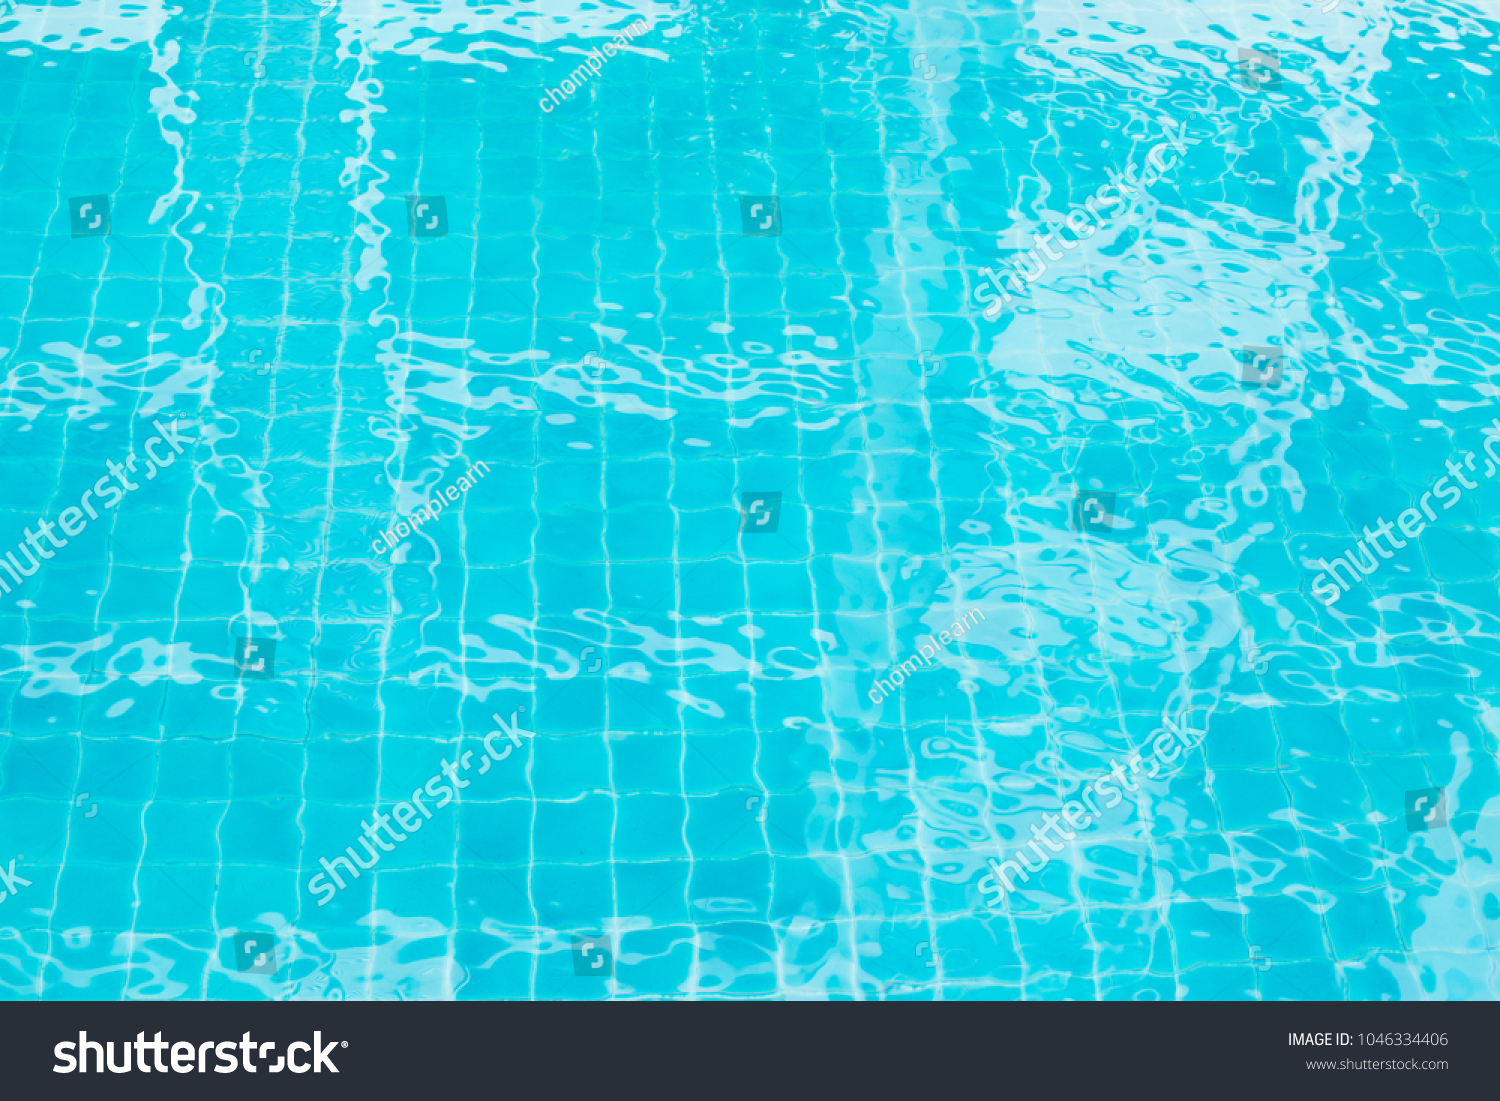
[0, 0, 1496, 1000]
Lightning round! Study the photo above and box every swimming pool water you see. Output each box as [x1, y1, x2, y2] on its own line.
[0, 0, 1497, 1000]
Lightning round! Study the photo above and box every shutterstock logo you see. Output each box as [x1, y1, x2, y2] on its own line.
[55, 1032, 345, 1074]
[739, 491, 782, 533]
[739, 195, 781, 236]
[571, 933, 614, 976]
[1405, 788, 1447, 832]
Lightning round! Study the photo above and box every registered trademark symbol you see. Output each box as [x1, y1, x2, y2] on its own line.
[341, 1041, 348, 1047]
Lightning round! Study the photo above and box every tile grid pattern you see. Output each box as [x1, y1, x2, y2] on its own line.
[0, 2, 1494, 1002]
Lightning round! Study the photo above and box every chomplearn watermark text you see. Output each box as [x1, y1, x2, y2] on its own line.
[540, 19, 648, 113]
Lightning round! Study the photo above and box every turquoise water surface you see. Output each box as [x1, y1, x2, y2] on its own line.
[0, 0, 1497, 1000]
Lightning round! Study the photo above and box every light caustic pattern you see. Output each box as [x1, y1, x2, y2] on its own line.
[0, 0, 1496, 1001]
